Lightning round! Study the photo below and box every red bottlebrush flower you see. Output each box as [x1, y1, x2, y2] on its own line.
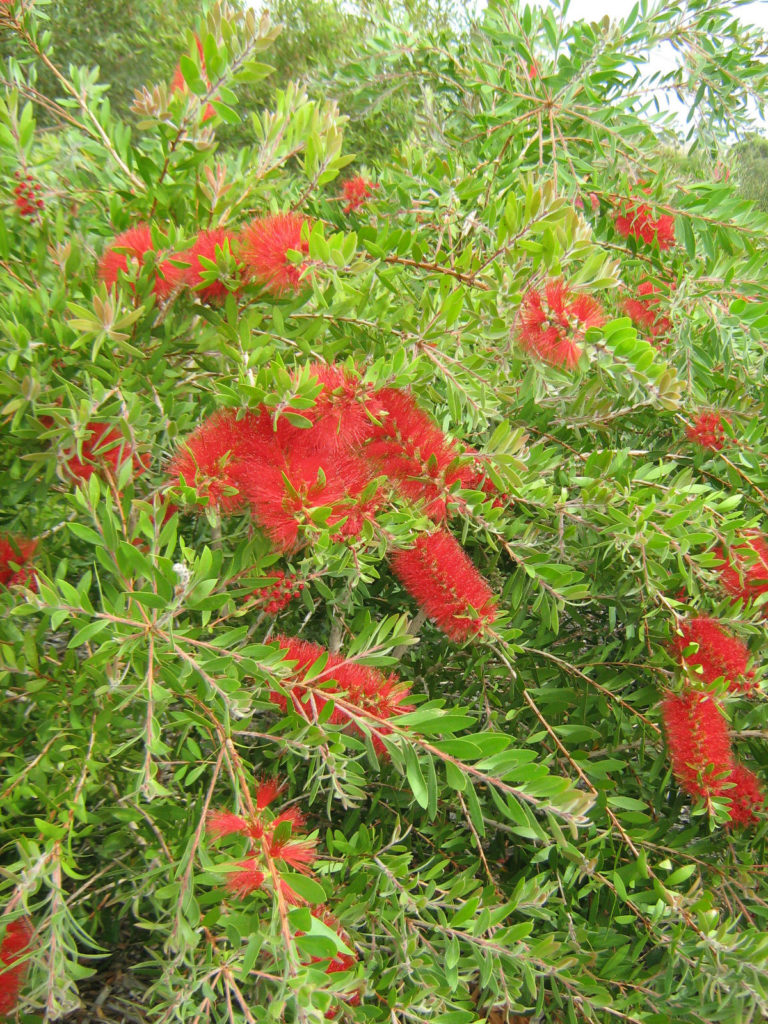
[662, 689, 733, 803]
[623, 280, 672, 341]
[725, 763, 765, 827]
[360, 388, 468, 521]
[272, 635, 413, 753]
[255, 777, 284, 810]
[99, 224, 179, 298]
[182, 229, 235, 303]
[516, 279, 604, 369]
[267, 836, 318, 873]
[0, 536, 38, 588]
[686, 411, 727, 451]
[277, 877, 305, 906]
[226, 860, 266, 899]
[341, 175, 378, 214]
[390, 530, 497, 642]
[273, 806, 305, 830]
[715, 533, 768, 611]
[0, 916, 33, 1016]
[169, 409, 269, 512]
[239, 213, 312, 296]
[615, 198, 676, 250]
[207, 810, 251, 838]
[671, 616, 755, 694]
[171, 35, 217, 122]
[62, 422, 148, 484]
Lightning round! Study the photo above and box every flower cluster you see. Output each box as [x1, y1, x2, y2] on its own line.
[0, 535, 38, 589]
[670, 616, 755, 694]
[170, 34, 217, 122]
[0, 917, 33, 1016]
[622, 280, 672, 343]
[98, 224, 183, 299]
[516, 278, 605, 368]
[272, 635, 413, 753]
[715, 532, 768, 612]
[55, 421, 148, 484]
[13, 171, 43, 218]
[391, 530, 497, 641]
[250, 570, 306, 615]
[341, 175, 378, 214]
[686, 411, 727, 451]
[615, 196, 675, 249]
[208, 777, 317, 905]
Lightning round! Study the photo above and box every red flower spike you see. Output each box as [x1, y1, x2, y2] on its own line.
[0, 536, 38, 589]
[267, 836, 318, 873]
[0, 916, 33, 1017]
[390, 530, 497, 642]
[170, 35, 217, 122]
[623, 280, 672, 341]
[715, 533, 768, 612]
[99, 224, 177, 299]
[62, 422, 148, 484]
[342, 175, 378, 214]
[255, 777, 284, 811]
[273, 806, 305, 830]
[517, 279, 604, 369]
[671, 616, 755, 694]
[615, 198, 675, 250]
[207, 810, 250, 838]
[686, 411, 727, 452]
[661, 689, 734, 802]
[239, 213, 312, 296]
[183, 229, 235, 303]
[272, 635, 413, 754]
[277, 877, 306, 906]
[725, 763, 765, 827]
[226, 860, 266, 900]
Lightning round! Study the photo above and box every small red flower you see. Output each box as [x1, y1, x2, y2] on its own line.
[182, 229, 235, 303]
[0, 536, 38, 588]
[715, 532, 768, 611]
[255, 777, 284, 811]
[686, 411, 727, 451]
[13, 171, 44, 218]
[517, 279, 604, 368]
[623, 280, 672, 341]
[390, 530, 497, 641]
[615, 198, 675, 249]
[341, 175, 378, 214]
[662, 689, 733, 803]
[171, 35, 217, 122]
[725, 763, 765, 827]
[239, 213, 312, 296]
[671, 616, 755, 694]
[0, 916, 33, 1016]
[62, 422, 148, 484]
[226, 860, 266, 899]
[250, 570, 306, 615]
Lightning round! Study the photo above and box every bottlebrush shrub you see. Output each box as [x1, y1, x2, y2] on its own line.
[7, 1, 768, 1022]
[0, 917, 33, 1016]
[670, 616, 756, 693]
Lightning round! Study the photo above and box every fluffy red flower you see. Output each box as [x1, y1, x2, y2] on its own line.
[360, 388, 469, 521]
[517, 279, 604, 368]
[623, 280, 672, 341]
[239, 213, 312, 296]
[662, 689, 733, 803]
[671, 616, 755, 694]
[98, 224, 181, 298]
[725, 763, 765, 827]
[615, 198, 675, 249]
[170, 35, 217, 122]
[62, 422, 148, 484]
[686, 411, 727, 451]
[182, 229, 235, 303]
[342, 175, 378, 214]
[226, 860, 267, 899]
[715, 533, 768, 611]
[0, 917, 33, 1016]
[390, 530, 497, 641]
[0, 536, 38, 588]
[272, 635, 413, 753]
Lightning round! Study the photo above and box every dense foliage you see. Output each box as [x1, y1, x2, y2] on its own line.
[2, 1, 768, 1022]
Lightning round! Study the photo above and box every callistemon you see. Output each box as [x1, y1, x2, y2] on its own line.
[516, 279, 605, 369]
[180, 228, 235, 303]
[661, 689, 733, 804]
[341, 175, 378, 214]
[360, 388, 470, 521]
[250, 570, 306, 615]
[622, 280, 672, 341]
[98, 224, 183, 299]
[168, 409, 267, 512]
[301, 909, 361, 1018]
[61, 422, 149, 484]
[725, 763, 766, 827]
[272, 364, 374, 456]
[0, 916, 33, 1016]
[208, 777, 317, 905]
[686, 411, 727, 451]
[271, 635, 413, 754]
[390, 529, 498, 641]
[238, 212, 312, 296]
[170, 34, 217, 122]
[0, 536, 38, 589]
[671, 616, 756, 694]
[615, 197, 675, 249]
[13, 171, 44, 218]
[714, 532, 768, 612]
